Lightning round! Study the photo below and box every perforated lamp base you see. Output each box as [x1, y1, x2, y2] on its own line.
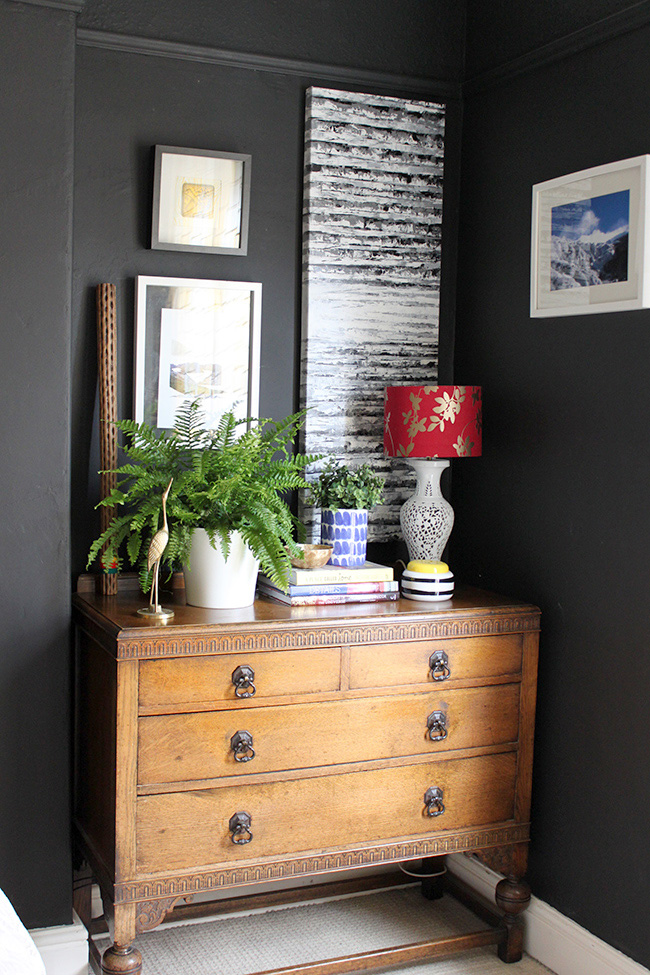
[400, 459, 454, 562]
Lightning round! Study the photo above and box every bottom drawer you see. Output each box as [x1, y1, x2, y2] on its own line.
[136, 752, 516, 874]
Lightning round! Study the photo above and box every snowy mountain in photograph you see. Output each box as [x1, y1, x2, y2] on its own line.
[550, 227, 628, 290]
[550, 187, 629, 291]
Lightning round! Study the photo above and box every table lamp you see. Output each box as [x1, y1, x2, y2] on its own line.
[384, 384, 482, 561]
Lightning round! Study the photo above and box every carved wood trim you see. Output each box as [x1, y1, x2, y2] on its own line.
[117, 614, 541, 659]
[97, 283, 118, 596]
[115, 823, 530, 902]
[135, 895, 189, 933]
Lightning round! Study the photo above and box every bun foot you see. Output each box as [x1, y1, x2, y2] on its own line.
[420, 856, 446, 901]
[495, 876, 531, 963]
[101, 943, 142, 974]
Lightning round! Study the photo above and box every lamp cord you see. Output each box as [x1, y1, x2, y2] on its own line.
[398, 862, 448, 879]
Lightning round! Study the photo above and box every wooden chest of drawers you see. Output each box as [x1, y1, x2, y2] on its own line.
[72, 586, 540, 974]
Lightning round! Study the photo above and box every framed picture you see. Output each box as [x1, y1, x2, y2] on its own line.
[300, 87, 446, 544]
[151, 146, 251, 255]
[531, 155, 650, 317]
[134, 275, 262, 431]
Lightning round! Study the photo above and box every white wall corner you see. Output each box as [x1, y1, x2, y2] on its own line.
[29, 910, 88, 975]
[447, 853, 650, 975]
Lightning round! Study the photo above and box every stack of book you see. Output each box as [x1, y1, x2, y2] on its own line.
[257, 561, 397, 606]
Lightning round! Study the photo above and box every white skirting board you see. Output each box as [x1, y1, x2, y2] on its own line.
[447, 853, 650, 975]
[29, 911, 88, 975]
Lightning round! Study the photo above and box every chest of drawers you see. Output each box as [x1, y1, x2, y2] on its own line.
[72, 585, 539, 974]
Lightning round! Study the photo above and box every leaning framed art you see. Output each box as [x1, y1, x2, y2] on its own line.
[134, 275, 261, 431]
[531, 155, 650, 316]
[151, 146, 251, 255]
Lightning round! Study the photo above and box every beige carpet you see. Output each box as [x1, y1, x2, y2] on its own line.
[90, 886, 555, 975]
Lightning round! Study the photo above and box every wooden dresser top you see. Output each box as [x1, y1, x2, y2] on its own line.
[73, 586, 540, 660]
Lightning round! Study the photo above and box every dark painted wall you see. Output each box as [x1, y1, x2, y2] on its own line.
[0, 0, 76, 928]
[8, 0, 648, 952]
[455, 6, 650, 966]
[2, 0, 465, 931]
[465, 0, 637, 77]
[71, 7, 465, 577]
[77, 0, 466, 81]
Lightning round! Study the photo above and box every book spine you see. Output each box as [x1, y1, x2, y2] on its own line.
[286, 580, 398, 596]
[258, 587, 399, 606]
[290, 567, 393, 585]
[257, 586, 291, 604]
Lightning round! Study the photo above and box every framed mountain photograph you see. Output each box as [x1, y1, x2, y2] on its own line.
[531, 155, 650, 316]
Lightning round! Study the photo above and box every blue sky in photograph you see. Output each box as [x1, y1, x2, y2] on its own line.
[551, 188, 629, 242]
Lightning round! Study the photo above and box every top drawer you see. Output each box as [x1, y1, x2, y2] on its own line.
[349, 634, 523, 688]
[139, 648, 341, 711]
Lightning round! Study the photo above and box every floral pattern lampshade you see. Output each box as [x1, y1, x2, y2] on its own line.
[384, 385, 482, 459]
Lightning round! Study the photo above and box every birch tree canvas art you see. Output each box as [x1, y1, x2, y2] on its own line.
[301, 87, 446, 542]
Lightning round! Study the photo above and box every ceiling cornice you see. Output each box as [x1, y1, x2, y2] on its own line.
[464, 0, 650, 95]
[76, 28, 461, 101]
[16, 0, 86, 11]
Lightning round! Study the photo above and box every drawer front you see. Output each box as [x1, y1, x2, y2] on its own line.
[138, 683, 520, 785]
[349, 634, 523, 688]
[139, 648, 341, 710]
[136, 751, 517, 873]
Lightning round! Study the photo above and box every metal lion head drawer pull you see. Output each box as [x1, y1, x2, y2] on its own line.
[426, 710, 448, 741]
[230, 730, 255, 762]
[232, 665, 256, 697]
[424, 786, 445, 817]
[429, 650, 450, 681]
[229, 811, 253, 844]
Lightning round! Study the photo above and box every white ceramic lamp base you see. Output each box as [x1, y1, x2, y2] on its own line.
[400, 459, 454, 562]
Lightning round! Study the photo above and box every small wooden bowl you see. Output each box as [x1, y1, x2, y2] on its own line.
[287, 544, 333, 569]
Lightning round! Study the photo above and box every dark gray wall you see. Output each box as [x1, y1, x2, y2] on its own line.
[2, 0, 465, 931]
[455, 4, 650, 966]
[0, 0, 76, 928]
[465, 0, 638, 78]
[77, 0, 466, 81]
[71, 6, 465, 576]
[7, 0, 648, 953]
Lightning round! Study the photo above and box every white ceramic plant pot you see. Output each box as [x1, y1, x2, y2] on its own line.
[183, 528, 260, 609]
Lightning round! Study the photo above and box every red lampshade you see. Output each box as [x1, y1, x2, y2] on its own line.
[384, 385, 482, 458]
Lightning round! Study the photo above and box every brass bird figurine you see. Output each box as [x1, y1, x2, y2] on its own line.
[146, 477, 173, 615]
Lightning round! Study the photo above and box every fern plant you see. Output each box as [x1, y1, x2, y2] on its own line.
[87, 400, 318, 592]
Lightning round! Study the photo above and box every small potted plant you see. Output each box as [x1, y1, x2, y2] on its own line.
[87, 399, 317, 608]
[306, 458, 384, 566]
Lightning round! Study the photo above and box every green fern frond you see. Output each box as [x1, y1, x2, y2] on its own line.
[127, 532, 142, 565]
[139, 565, 153, 593]
[87, 399, 320, 593]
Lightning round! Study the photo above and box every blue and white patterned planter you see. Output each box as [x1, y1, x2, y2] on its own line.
[320, 508, 368, 567]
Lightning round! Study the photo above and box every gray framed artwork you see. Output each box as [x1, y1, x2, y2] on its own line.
[151, 146, 251, 255]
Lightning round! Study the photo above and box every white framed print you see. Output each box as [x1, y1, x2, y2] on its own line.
[134, 276, 261, 432]
[151, 146, 251, 255]
[531, 155, 650, 317]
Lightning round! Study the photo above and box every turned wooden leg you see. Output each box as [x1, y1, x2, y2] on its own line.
[101, 943, 142, 974]
[102, 903, 140, 974]
[420, 856, 446, 901]
[495, 875, 531, 963]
